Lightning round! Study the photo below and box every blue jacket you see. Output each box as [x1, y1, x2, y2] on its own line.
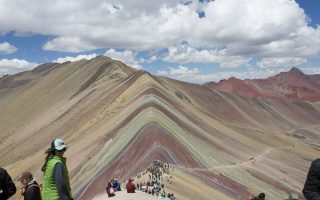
[113, 180, 121, 190]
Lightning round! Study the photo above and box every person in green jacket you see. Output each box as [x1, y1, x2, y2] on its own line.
[41, 138, 72, 200]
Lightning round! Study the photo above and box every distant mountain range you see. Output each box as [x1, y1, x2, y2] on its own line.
[203, 67, 320, 102]
[1, 57, 320, 200]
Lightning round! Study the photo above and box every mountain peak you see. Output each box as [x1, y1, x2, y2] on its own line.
[91, 55, 113, 62]
[228, 76, 241, 81]
[288, 67, 304, 75]
[268, 67, 306, 82]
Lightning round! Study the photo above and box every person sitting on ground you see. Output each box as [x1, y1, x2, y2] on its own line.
[126, 178, 136, 193]
[303, 158, 320, 200]
[0, 167, 16, 199]
[106, 182, 115, 197]
[170, 193, 176, 200]
[19, 172, 41, 200]
[112, 179, 121, 191]
[250, 193, 265, 200]
[141, 184, 146, 192]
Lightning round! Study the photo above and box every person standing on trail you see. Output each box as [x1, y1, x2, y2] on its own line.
[0, 167, 16, 199]
[41, 139, 72, 200]
[303, 158, 320, 200]
[18, 171, 41, 200]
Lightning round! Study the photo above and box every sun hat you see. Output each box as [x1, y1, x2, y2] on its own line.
[51, 138, 68, 151]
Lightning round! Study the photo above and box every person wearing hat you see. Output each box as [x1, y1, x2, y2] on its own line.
[0, 167, 16, 199]
[18, 171, 41, 200]
[41, 139, 72, 200]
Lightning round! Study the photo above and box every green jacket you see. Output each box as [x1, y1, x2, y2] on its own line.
[42, 156, 71, 200]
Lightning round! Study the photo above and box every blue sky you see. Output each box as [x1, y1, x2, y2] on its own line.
[0, 0, 320, 83]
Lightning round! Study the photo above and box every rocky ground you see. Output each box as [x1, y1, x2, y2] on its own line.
[92, 191, 160, 200]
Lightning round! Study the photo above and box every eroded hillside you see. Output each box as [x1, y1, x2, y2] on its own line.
[1, 56, 320, 199]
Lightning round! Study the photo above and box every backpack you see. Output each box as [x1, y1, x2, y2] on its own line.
[161, 190, 166, 197]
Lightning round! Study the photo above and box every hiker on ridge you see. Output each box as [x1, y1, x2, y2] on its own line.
[41, 138, 72, 200]
[18, 171, 41, 200]
[303, 158, 320, 200]
[0, 167, 16, 199]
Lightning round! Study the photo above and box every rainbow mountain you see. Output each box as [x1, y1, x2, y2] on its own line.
[1, 56, 320, 199]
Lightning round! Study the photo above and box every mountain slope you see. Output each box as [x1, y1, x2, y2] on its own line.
[204, 67, 320, 102]
[1, 57, 320, 200]
[309, 74, 320, 86]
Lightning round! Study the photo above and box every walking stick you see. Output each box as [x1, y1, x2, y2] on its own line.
[17, 190, 23, 200]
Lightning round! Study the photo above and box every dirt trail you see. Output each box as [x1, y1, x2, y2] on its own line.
[92, 190, 160, 200]
[177, 145, 296, 172]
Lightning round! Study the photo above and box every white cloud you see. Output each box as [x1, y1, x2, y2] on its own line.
[164, 43, 251, 68]
[143, 55, 158, 64]
[0, 0, 318, 60]
[258, 57, 308, 68]
[104, 49, 143, 69]
[43, 37, 96, 52]
[195, 0, 320, 57]
[51, 49, 144, 69]
[300, 67, 320, 75]
[0, 58, 38, 76]
[169, 65, 200, 77]
[149, 55, 158, 62]
[157, 70, 169, 75]
[53, 54, 97, 63]
[156, 65, 303, 83]
[0, 42, 17, 54]
[157, 65, 200, 80]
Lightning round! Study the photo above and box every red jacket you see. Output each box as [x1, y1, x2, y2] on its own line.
[126, 179, 136, 193]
